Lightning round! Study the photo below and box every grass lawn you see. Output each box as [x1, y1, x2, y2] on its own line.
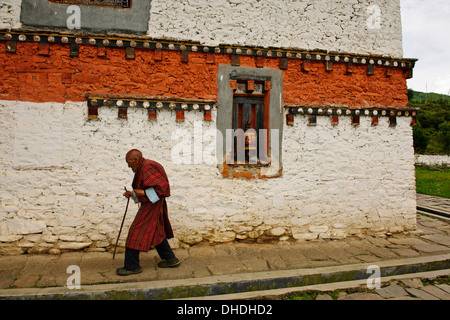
[415, 166, 450, 198]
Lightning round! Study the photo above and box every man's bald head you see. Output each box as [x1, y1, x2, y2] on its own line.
[126, 149, 143, 160]
[125, 149, 143, 172]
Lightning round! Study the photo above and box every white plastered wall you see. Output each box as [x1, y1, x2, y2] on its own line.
[1, 0, 404, 58]
[0, 0, 22, 30]
[148, 0, 404, 58]
[0, 100, 416, 250]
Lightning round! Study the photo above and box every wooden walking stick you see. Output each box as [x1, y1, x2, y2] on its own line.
[113, 187, 130, 260]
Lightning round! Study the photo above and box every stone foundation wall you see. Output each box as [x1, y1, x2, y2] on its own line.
[415, 155, 450, 167]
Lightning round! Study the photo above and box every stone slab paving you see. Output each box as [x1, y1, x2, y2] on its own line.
[417, 194, 450, 215]
[404, 287, 440, 300]
[283, 275, 450, 300]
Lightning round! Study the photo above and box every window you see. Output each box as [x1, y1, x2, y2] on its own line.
[50, 0, 131, 7]
[217, 65, 283, 179]
[231, 95, 270, 165]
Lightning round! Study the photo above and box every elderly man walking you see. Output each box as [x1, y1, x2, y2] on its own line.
[116, 149, 180, 276]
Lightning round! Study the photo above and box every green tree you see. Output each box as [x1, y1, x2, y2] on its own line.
[437, 122, 450, 154]
[407, 89, 414, 102]
[409, 89, 449, 154]
[413, 125, 430, 154]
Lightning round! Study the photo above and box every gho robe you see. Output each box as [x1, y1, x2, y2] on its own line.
[125, 158, 174, 252]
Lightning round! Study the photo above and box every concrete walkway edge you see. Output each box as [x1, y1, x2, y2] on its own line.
[1, 253, 449, 300]
[184, 269, 450, 300]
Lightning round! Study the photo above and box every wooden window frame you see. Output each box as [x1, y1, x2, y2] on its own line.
[49, 0, 131, 8]
[230, 89, 270, 166]
[230, 80, 271, 167]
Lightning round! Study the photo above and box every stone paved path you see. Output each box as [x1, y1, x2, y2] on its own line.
[417, 194, 450, 217]
[291, 275, 450, 300]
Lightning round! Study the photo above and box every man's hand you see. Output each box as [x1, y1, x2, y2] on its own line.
[123, 190, 133, 198]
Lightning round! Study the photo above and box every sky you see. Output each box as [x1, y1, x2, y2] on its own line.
[401, 0, 450, 95]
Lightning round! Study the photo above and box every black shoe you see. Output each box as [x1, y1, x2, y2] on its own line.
[157, 258, 181, 268]
[116, 267, 143, 276]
